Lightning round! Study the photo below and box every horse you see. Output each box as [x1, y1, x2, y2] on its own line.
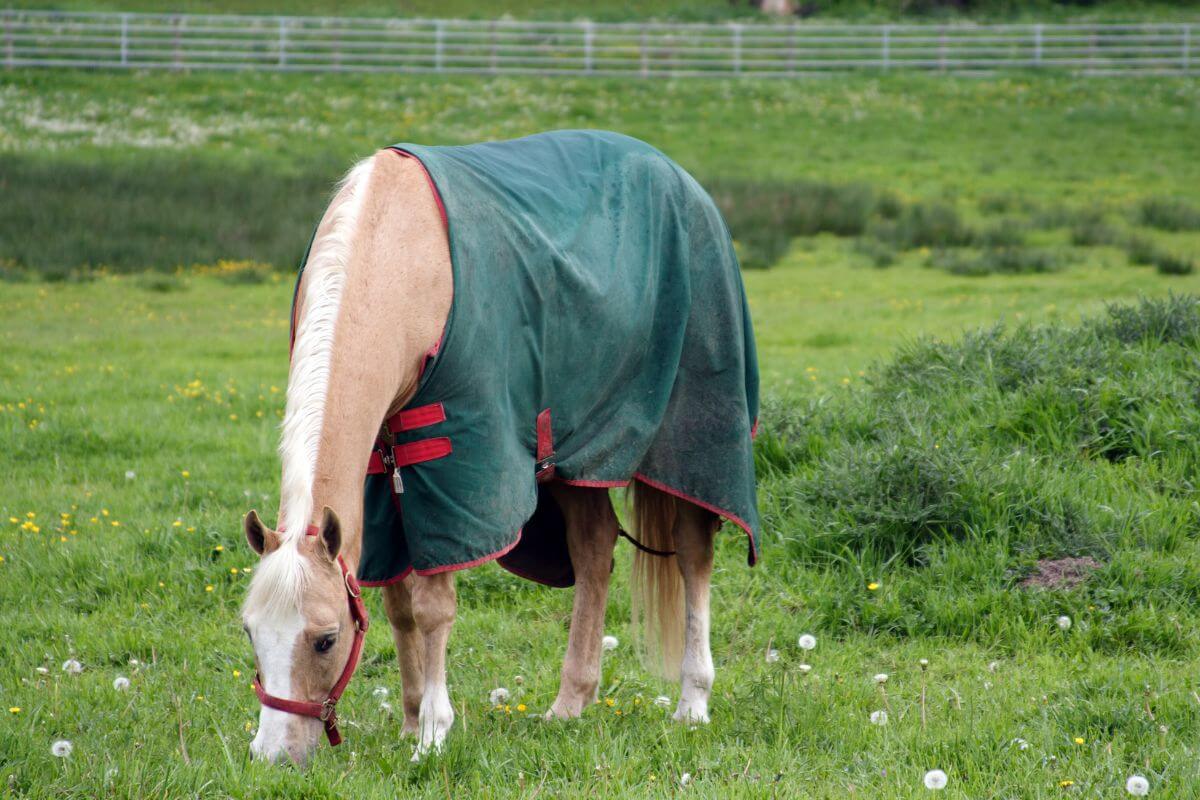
[239, 130, 760, 765]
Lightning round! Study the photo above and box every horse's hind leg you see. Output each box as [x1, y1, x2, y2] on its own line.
[545, 483, 619, 720]
[672, 502, 718, 724]
[408, 571, 457, 758]
[381, 578, 425, 737]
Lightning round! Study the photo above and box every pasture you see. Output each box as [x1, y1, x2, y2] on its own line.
[2, 67, 1200, 798]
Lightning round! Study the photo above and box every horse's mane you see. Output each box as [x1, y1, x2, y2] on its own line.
[245, 155, 374, 619]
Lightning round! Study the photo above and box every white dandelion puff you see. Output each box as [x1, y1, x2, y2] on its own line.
[1126, 775, 1150, 796]
[798, 663, 812, 674]
[797, 634, 817, 651]
[50, 740, 73, 758]
[654, 695, 672, 709]
[514, 675, 525, 685]
[35, 667, 49, 675]
[372, 686, 389, 699]
[874, 673, 889, 685]
[62, 659, 82, 675]
[1057, 615, 1072, 631]
[128, 659, 139, 666]
[112, 676, 130, 691]
[870, 710, 888, 726]
[125, 470, 136, 480]
[924, 769, 948, 790]
[601, 635, 619, 651]
[919, 658, 930, 669]
[379, 701, 393, 714]
[765, 649, 780, 663]
[988, 661, 1000, 672]
[1011, 737, 1029, 751]
[680, 772, 692, 787]
[489, 687, 510, 705]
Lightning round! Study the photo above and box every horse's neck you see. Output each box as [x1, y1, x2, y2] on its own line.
[283, 149, 452, 565]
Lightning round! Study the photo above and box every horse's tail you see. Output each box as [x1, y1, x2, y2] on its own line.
[629, 482, 684, 681]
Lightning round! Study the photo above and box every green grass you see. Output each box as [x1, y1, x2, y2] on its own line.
[4, 258, 1200, 797]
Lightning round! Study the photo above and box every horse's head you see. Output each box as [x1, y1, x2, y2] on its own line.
[241, 507, 360, 766]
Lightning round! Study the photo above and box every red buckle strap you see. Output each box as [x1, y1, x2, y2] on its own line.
[535, 408, 555, 481]
[392, 437, 452, 467]
[389, 402, 446, 433]
[252, 525, 369, 747]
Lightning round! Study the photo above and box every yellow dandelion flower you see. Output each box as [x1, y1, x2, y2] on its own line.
[1059, 780, 1074, 788]
[516, 703, 527, 712]
[229, 414, 238, 421]
[214, 545, 224, 552]
[111, 521, 120, 527]
[868, 582, 880, 591]
[0, 555, 5, 563]
[205, 585, 214, 592]
[172, 520, 182, 527]
[604, 698, 615, 707]
[26, 512, 35, 519]
[8, 707, 19, 714]
[59, 536, 67, 542]
[230, 567, 239, 574]
[233, 669, 241, 678]
[158, 581, 165, 588]
[1073, 737, 1084, 745]
[90, 517, 98, 524]
[8, 517, 17, 524]
[504, 704, 511, 714]
[187, 527, 195, 533]
[101, 509, 109, 517]
[181, 470, 190, 479]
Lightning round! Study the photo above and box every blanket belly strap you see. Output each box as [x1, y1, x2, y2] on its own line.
[393, 437, 452, 467]
[390, 402, 447, 433]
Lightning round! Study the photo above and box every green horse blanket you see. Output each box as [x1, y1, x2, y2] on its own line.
[297, 130, 760, 587]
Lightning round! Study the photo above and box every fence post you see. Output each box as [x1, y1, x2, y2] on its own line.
[731, 23, 742, 74]
[435, 19, 444, 72]
[120, 13, 130, 66]
[882, 25, 890, 70]
[277, 17, 287, 67]
[1034, 23, 1043, 66]
[1184, 24, 1192, 73]
[583, 21, 593, 74]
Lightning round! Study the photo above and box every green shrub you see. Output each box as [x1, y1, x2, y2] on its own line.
[854, 237, 898, 268]
[974, 218, 1027, 248]
[1070, 212, 1123, 247]
[885, 201, 974, 249]
[929, 247, 1060, 276]
[1137, 197, 1200, 232]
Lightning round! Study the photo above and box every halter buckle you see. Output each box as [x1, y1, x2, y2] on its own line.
[319, 698, 338, 722]
[344, 570, 361, 599]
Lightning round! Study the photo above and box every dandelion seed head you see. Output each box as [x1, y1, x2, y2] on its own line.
[489, 687, 510, 705]
[1057, 615, 1072, 631]
[35, 667, 49, 675]
[680, 772, 692, 787]
[874, 673, 889, 685]
[765, 649, 780, 663]
[62, 659, 82, 675]
[112, 676, 130, 691]
[379, 701, 393, 714]
[653, 695, 672, 709]
[125, 470, 136, 480]
[50, 740, 73, 758]
[870, 710, 888, 726]
[797, 634, 817, 651]
[602, 635, 619, 651]
[923, 769, 948, 790]
[373, 686, 389, 699]
[1126, 775, 1150, 796]
[798, 663, 812, 674]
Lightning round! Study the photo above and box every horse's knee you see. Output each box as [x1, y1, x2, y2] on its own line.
[411, 574, 456, 634]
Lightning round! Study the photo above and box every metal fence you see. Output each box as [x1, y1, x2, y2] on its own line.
[2, 9, 1196, 77]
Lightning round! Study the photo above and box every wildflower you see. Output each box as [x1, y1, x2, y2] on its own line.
[205, 585, 214, 592]
[798, 664, 812, 674]
[181, 471, 190, 479]
[1057, 616, 1072, 631]
[113, 676, 130, 691]
[604, 698, 615, 707]
[232, 670, 241, 678]
[654, 695, 672, 709]
[1060, 780, 1075, 788]
[798, 634, 817, 651]
[373, 686, 389, 699]
[51, 740, 73, 758]
[125, 470, 136, 480]
[988, 661, 1000, 672]
[489, 687, 510, 705]
[62, 659, 82, 675]
[874, 673, 889, 685]
[230, 567, 239, 574]
[867, 582, 880, 591]
[1126, 775, 1150, 796]
[923, 769, 948, 790]
[602, 635, 619, 651]
[680, 772, 692, 787]
[35, 667, 48, 675]
[1073, 736, 1084, 745]
[517, 703, 527, 712]
[514, 675, 524, 685]
[8, 707, 20, 714]
[1011, 737, 1029, 750]
[765, 649, 780, 663]
[870, 710, 888, 726]
[379, 700, 393, 714]
[919, 658, 930, 669]
[214, 545, 224, 552]
[172, 521, 182, 528]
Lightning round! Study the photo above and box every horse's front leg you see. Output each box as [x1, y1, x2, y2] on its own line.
[409, 571, 456, 759]
[381, 577, 425, 737]
[546, 484, 618, 720]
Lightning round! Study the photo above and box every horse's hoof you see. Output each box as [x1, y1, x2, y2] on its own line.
[672, 705, 710, 726]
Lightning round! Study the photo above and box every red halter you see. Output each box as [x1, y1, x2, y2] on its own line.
[252, 525, 369, 747]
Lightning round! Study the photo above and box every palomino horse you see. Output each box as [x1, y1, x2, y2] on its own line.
[240, 131, 759, 765]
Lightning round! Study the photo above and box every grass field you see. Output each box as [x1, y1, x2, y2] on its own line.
[3, 66, 1200, 798]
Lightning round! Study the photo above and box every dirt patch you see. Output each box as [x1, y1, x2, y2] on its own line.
[1019, 557, 1102, 590]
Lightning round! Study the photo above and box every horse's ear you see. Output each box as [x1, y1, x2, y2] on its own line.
[244, 510, 280, 556]
[317, 506, 341, 562]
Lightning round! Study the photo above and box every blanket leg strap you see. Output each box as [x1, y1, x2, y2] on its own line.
[618, 527, 676, 558]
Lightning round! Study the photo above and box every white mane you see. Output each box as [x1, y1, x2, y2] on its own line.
[246, 156, 374, 619]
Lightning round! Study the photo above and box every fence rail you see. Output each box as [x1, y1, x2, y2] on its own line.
[2, 9, 1196, 76]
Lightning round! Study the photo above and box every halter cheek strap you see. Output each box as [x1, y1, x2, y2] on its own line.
[252, 524, 369, 747]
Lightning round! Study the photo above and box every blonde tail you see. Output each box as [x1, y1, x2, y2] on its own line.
[628, 483, 683, 681]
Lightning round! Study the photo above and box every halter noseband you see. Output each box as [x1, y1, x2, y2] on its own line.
[252, 524, 369, 747]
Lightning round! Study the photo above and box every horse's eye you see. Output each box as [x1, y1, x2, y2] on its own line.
[314, 635, 336, 653]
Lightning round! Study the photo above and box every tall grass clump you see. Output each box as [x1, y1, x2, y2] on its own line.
[1137, 197, 1200, 232]
[755, 295, 1200, 646]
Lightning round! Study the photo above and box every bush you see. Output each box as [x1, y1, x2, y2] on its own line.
[1137, 197, 1200, 232]
[1123, 237, 1195, 276]
[886, 201, 974, 249]
[1069, 212, 1123, 247]
[854, 237, 898, 268]
[929, 247, 1060, 276]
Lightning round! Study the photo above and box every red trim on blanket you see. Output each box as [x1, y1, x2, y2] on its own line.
[392, 437, 452, 467]
[751, 417, 759, 439]
[559, 474, 759, 566]
[359, 566, 413, 588]
[391, 402, 447, 433]
[390, 148, 448, 231]
[413, 530, 523, 576]
[535, 408, 556, 482]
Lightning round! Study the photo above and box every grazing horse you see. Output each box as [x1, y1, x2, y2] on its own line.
[240, 131, 759, 765]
